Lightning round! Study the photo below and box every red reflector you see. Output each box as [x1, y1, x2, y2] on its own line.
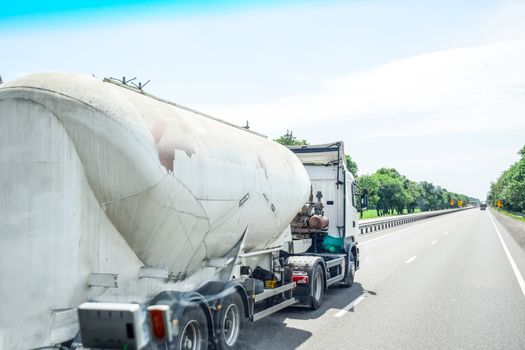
[292, 275, 309, 284]
[150, 309, 166, 339]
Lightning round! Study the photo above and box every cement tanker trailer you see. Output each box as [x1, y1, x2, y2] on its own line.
[0, 73, 363, 350]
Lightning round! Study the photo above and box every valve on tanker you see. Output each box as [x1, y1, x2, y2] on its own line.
[314, 191, 324, 215]
[308, 190, 329, 229]
[291, 187, 329, 231]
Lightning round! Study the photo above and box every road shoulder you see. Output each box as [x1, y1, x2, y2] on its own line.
[490, 207, 525, 251]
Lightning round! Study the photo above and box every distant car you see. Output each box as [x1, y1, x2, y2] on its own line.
[480, 202, 487, 210]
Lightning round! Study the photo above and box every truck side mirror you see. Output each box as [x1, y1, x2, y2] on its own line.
[360, 189, 369, 211]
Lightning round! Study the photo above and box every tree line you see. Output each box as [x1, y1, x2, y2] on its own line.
[276, 131, 474, 216]
[488, 145, 525, 213]
[356, 168, 471, 216]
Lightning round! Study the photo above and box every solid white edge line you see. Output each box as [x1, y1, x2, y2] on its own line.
[334, 293, 367, 317]
[359, 220, 436, 246]
[489, 212, 525, 298]
[405, 256, 417, 264]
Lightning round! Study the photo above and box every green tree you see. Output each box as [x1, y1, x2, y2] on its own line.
[374, 168, 407, 215]
[502, 161, 525, 212]
[437, 187, 447, 209]
[356, 174, 380, 216]
[488, 144, 525, 213]
[274, 130, 308, 146]
[358, 167, 473, 216]
[405, 180, 422, 213]
[345, 154, 358, 178]
[420, 181, 441, 211]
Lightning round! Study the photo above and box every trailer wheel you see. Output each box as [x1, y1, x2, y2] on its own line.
[340, 254, 356, 288]
[310, 264, 324, 309]
[217, 291, 244, 349]
[176, 304, 209, 350]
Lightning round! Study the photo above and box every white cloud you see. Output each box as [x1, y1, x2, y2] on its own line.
[202, 40, 525, 138]
[200, 40, 525, 199]
[2, 1, 524, 199]
[457, 1, 525, 44]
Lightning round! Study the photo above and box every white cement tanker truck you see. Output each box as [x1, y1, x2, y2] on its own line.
[0, 73, 364, 350]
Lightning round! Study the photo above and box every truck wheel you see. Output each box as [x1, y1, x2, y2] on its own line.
[176, 304, 209, 350]
[340, 254, 355, 288]
[217, 291, 244, 349]
[310, 264, 324, 310]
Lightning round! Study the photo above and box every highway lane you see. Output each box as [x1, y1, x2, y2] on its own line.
[236, 209, 525, 349]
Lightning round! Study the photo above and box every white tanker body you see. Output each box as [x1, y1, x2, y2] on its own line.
[0, 73, 362, 350]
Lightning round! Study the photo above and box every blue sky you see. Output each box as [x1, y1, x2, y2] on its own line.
[0, 0, 259, 20]
[1, 0, 524, 199]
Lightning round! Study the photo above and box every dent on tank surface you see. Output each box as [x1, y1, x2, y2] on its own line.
[0, 73, 310, 349]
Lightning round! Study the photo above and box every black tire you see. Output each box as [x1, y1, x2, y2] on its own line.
[340, 254, 355, 288]
[310, 264, 324, 310]
[175, 303, 209, 350]
[217, 291, 244, 350]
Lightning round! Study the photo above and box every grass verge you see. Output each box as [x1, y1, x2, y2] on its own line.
[360, 208, 421, 220]
[495, 208, 525, 222]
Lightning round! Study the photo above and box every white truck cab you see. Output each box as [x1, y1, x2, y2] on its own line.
[288, 142, 360, 242]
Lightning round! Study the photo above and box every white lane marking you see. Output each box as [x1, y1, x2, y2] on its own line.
[359, 220, 437, 246]
[334, 293, 367, 317]
[431, 240, 437, 245]
[405, 256, 417, 264]
[489, 213, 525, 298]
[444, 231, 449, 235]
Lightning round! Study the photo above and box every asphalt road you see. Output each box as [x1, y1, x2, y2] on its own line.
[236, 209, 525, 349]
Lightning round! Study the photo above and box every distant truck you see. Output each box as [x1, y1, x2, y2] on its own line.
[480, 202, 487, 210]
[0, 73, 366, 350]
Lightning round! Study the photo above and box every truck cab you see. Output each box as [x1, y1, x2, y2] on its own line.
[288, 142, 359, 243]
[283, 142, 361, 307]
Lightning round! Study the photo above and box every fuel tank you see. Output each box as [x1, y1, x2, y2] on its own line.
[0, 73, 310, 348]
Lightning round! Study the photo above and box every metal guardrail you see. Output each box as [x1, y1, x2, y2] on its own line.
[359, 207, 473, 235]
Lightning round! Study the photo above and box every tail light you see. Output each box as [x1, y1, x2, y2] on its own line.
[292, 271, 309, 284]
[147, 305, 173, 342]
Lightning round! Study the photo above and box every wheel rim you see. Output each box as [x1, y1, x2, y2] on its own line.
[180, 320, 201, 350]
[222, 303, 240, 346]
[313, 271, 322, 301]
